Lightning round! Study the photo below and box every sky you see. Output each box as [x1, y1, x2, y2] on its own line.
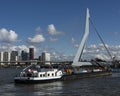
[0, 0, 120, 61]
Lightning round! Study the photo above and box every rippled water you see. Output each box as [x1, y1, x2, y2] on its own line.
[0, 68, 120, 96]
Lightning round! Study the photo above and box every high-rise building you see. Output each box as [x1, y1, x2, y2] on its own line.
[29, 48, 34, 60]
[21, 50, 29, 61]
[38, 56, 42, 61]
[3, 52, 10, 65]
[10, 51, 18, 61]
[41, 52, 50, 65]
[3, 52, 10, 61]
[0, 52, 3, 65]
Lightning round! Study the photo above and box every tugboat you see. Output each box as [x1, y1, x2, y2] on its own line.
[14, 8, 112, 84]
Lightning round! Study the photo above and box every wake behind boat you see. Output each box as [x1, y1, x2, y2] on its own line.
[14, 8, 112, 84]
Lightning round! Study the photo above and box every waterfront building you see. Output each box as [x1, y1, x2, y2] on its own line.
[38, 55, 42, 61]
[10, 51, 19, 64]
[21, 50, 29, 61]
[41, 52, 50, 65]
[3, 52, 10, 65]
[0, 52, 3, 65]
[29, 48, 34, 60]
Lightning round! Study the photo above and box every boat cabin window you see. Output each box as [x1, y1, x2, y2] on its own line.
[48, 74, 50, 76]
[40, 74, 46, 77]
[40, 74, 42, 77]
[43, 74, 45, 77]
[39, 73, 55, 77]
[52, 73, 54, 76]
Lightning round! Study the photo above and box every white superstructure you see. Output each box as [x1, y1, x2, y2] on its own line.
[14, 64, 63, 82]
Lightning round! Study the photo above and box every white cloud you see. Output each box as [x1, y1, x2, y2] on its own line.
[35, 26, 41, 33]
[0, 44, 39, 57]
[28, 34, 45, 44]
[15, 45, 29, 52]
[0, 45, 28, 53]
[48, 24, 64, 35]
[49, 37, 58, 42]
[71, 37, 76, 44]
[88, 44, 97, 49]
[74, 44, 79, 48]
[0, 28, 18, 43]
[82, 44, 120, 61]
[71, 37, 79, 48]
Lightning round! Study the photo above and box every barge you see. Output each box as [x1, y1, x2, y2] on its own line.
[14, 63, 112, 84]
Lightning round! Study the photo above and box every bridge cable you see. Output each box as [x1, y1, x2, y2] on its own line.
[89, 18, 113, 61]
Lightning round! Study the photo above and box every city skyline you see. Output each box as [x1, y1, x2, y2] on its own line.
[0, 0, 120, 60]
[0, 48, 51, 63]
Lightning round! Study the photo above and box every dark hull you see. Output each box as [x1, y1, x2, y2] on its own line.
[60, 71, 112, 81]
[14, 71, 112, 84]
[14, 78, 59, 84]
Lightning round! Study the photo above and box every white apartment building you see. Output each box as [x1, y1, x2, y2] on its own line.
[0, 51, 19, 65]
[0, 52, 3, 65]
[41, 52, 51, 65]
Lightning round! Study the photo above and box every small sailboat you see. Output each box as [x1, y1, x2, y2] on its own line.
[14, 8, 112, 84]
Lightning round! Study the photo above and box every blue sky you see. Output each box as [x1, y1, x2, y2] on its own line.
[0, 0, 120, 60]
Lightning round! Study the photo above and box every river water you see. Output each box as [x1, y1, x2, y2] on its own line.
[0, 68, 120, 96]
